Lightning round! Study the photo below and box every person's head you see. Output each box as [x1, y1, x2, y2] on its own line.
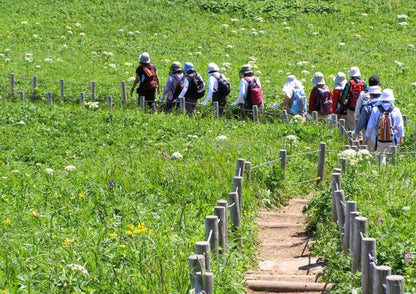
[184, 62, 194, 73]
[207, 62, 219, 74]
[283, 75, 304, 95]
[139, 52, 150, 64]
[239, 64, 253, 78]
[311, 72, 325, 86]
[333, 72, 347, 90]
[349, 66, 361, 78]
[368, 75, 380, 86]
[368, 86, 381, 99]
[380, 89, 395, 103]
[170, 61, 182, 73]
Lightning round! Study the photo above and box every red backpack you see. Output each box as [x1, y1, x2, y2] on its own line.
[141, 64, 157, 91]
[347, 79, 364, 109]
[243, 77, 263, 108]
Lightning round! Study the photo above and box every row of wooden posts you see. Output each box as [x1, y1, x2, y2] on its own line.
[331, 167, 405, 294]
[188, 158, 250, 294]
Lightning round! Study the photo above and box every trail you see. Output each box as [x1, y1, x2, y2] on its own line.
[245, 197, 332, 293]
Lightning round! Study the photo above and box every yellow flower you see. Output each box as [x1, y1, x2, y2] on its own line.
[127, 223, 134, 229]
[64, 238, 75, 247]
[109, 233, 117, 238]
[70, 196, 76, 200]
[2, 290, 9, 294]
[3, 198, 8, 202]
[125, 230, 133, 235]
[118, 244, 126, 249]
[79, 193, 85, 199]
[30, 210, 39, 218]
[3, 218, 10, 225]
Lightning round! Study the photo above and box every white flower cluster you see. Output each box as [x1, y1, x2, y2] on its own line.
[85, 101, 99, 109]
[171, 152, 183, 159]
[216, 135, 228, 141]
[338, 149, 371, 166]
[67, 264, 89, 276]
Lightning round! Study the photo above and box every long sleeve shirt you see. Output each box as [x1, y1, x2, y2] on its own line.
[331, 89, 343, 113]
[231, 77, 262, 105]
[341, 78, 368, 106]
[354, 99, 378, 133]
[365, 104, 404, 144]
[162, 72, 184, 101]
[202, 72, 221, 105]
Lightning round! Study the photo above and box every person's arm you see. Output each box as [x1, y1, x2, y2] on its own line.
[231, 78, 248, 106]
[341, 82, 351, 103]
[178, 78, 189, 99]
[161, 75, 173, 101]
[130, 73, 140, 96]
[354, 92, 365, 120]
[393, 108, 404, 144]
[202, 75, 215, 105]
[331, 90, 339, 113]
[328, 87, 334, 113]
[308, 88, 316, 114]
[155, 70, 161, 94]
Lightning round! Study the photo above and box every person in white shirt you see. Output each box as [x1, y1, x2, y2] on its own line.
[201, 62, 229, 116]
[230, 64, 263, 112]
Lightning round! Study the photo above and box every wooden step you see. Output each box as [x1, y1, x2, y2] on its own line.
[245, 273, 320, 283]
[247, 280, 333, 292]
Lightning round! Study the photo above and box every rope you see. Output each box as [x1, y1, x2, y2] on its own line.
[252, 158, 281, 169]
[286, 150, 319, 158]
[207, 229, 213, 243]
[368, 253, 377, 268]
[340, 200, 346, 208]
[228, 202, 235, 208]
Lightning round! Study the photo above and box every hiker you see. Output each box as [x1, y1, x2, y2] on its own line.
[230, 64, 263, 112]
[272, 75, 307, 118]
[160, 61, 184, 113]
[201, 62, 230, 117]
[350, 85, 382, 151]
[177, 62, 205, 116]
[130, 52, 160, 113]
[308, 72, 333, 115]
[332, 72, 347, 114]
[354, 75, 380, 122]
[364, 89, 404, 154]
[341, 67, 368, 130]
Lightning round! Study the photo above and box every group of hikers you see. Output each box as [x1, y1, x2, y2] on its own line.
[130, 52, 404, 153]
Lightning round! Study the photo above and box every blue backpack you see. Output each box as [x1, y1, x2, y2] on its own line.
[290, 89, 307, 115]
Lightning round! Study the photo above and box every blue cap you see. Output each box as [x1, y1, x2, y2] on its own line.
[184, 62, 194, 72]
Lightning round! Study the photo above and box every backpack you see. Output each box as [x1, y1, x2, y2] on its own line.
[172, 74, 184, 100]
[243, 77, 263, 108]
[347, 79, 364, 109]
[289, 88, 307, 115]
[185, 72, 205, 99]
[215, 74, 231, 97]
[376, 105, 395, 142]
[314, 85, 331, 115]
[141, 64, 157, 91]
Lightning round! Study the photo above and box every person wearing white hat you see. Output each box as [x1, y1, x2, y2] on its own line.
[341, 66, 368, 130]
[308, 72, 333, 115]
[201, 62, 230, 116]
[272, 75, 307, 118]
[332, 72, 347, 114]
[351, 85, 382, 151]
[354, 75, 380, 121]
[365, 89, 404, 155]
[130, 52, 160, 113]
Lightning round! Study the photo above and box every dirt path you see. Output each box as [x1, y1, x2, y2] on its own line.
[245, 197, 332, 293]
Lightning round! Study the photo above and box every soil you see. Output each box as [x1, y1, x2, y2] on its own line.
[245, 197, 332, 294]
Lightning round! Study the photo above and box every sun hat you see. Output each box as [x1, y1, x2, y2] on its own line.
[239, 64, 253, 75]
[184, 62, 194, 72]
[349, 66, 361, 78]
[368, 86, 381, 95]
[139, 52, 150, 64]
[207, 62, 219, 73]
[333, 72, 347, 90]
[311, 72, 325, 85]
[287, 75, 296, 83]
[170, 61, 182, 71]
[380, 88, 395, 102]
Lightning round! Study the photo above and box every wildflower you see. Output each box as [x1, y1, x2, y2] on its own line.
[254, 17, 264, 22]
[221, 24, 229, 28]
[127, 223, 134, 229]
[44, 168, 54, 175]
[30, 210, 39, 218]
[171, 152, 183, 159]
[231, 18, 238, 22]
[338, 42, 345, 46]
[195, 52, 202, 56]
[127, 76, 135, 82]
[226, 45, 233, 49]
[394, 60, 404, 67]
[397, 15, 408, 20]
[311, 32, 319, 36]
[133, 223, 148, 234]
[109, 233, 118, 238]
[377, 216, 382, 224]
[70, 196, 76, 200]
[44, 58, 53, 63]
[362, 13, 368, 17]
[108, 63, 116, 69]
[355, 34, 361, 39]
[402, 206, 410, 211]
[64, 165, 76, 171]
[255, 71, 261, 75]
[18, 121, 25, 125]
[125, 230, 133, 235]
[187, 135, 198, 138]
[3, 218, 10, 225]
[286, 135, 298, 141]
[85, 101, 99, 109]
[408, 44, 414, 48]
[405, 179, 410, 185]
[285, 27, 291, 31]
[75, 22, 81, 27]
[102, 51, 114, 57]
[21, 21, 28, 25]
[118, 244, 126, 249]
[108, 181, 115, 188]
[301, 70, 310, 75]
[398, 22, 407, 27]
[411, 82, 416, 87]
[67, 30, 73, 35]
[67, 264, 89, 276]
[216, 135, 228, 141]
[4, 198, 8, 202]
[64, 238, 74, 247]
[79, 193, 85, 198]
[405, 250, 412, 263]
[79, 33, 86, 37]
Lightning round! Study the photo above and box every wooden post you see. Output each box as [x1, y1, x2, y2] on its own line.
[339, 157, 347, 174]
[80, 92, 85, 104]
[352, 216, 367, 273]
[205, 215, 219, 260]
[233, 176, 243, 212]
[60, 79, 64, 99]
[214, 206, 227, 253]
[312, 110, 318, 121]
[317, 142, 326, 182]
[235, 158, 246, 177]
[344, 145, 351, 150]
[333, 167, 342, 174]
[32, 76, 37, 90]
[214, 205, 227, 254]
[10, 73, 14, 96]
[121, 81, 126, 104]
[139, 96, 145, 109]
[386, 275, 404, 294]
[107, 95, 112, 110]
[339, 118, 346, 136]
[213, 101, 219, 119]
[244, 161, 252, 185]
[195, 241, 211, 271]
[179, 97, 185, 112]
[330, 114, 337, 128]
[252, 105, 259, 122]
[343, 201, 357, 252]
[373, 266, 391, 294]
[402, 115, 407, 126]
[47, 92, 52, 104]
[282, 110, 288, 121]
[228, 192, 241, 231]
[334, 190, 345, 235]
[189, 254, 206, 289]
[361, 237, 376, 294]
[360, 145, 368, 150]
[216, 200, 228, 249]
[19, 91, 24, 101]
[91, 81, 96, 101]
[195, 271, 214, 294]
[349, 211, 361, 253]
[331, 173, 341, 222]
[280, 149, 287, 180]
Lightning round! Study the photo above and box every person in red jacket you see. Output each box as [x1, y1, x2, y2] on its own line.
[308, 72, 333, 115]
[332, 72, 347, 114]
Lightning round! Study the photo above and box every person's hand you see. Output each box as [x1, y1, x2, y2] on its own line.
[231, 101, 238, 106]
[272, 103, 281, 109]
[200, 101, 207, 106]
[157, 87, 161, 94]
[160, 95, 164, 102]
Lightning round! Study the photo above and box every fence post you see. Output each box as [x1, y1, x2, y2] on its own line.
[402, 115, 407, 126]
[195, 241, 211, 271]
[47, 92, 52, 104]
[312, 110, 318, 121]
[280, 149, 287, 180]
[216, 200, 228, 248]
[228, 192, 241, 231]
[373, 265, 391, 294]
[252, 105, 259, 122]
[32, 76, 37, 90]
[330, 113, 337, 128]
[107, 95, 112, 110]
[343, 201, 357, 252]
[213, 101, 219, 119]
[91, 81, 96, 101]
[214, 205, 227, 254]
[235, 158, 246, 177]
[339, 157, 347, 174]
[205, 215, 219, 260]
[331, 173, 341, 222]
[19, 91, 24, 101]
[244, 161, 252, 185]
[80, 92, 85, 104]
[139, 96, 145, 109]
[195, 271, 214, 294]
[317, 142, 326, 182]
[179, 98, 185, 113]
[60, 79, 64, 99]
[281, 109, 289, 121]
[334, 190, 345, 235]
[349, 211, 361, 253]
[121, 81, 126, 104]
[361, 237, 376, 294]
[10, 73, 14, 96]
[189, 254, 206, 289]
[339, 118, 346, 136]
[386, 275, 404, 294]
[352, 216, 367, 273]
[233, 176, 243, 212]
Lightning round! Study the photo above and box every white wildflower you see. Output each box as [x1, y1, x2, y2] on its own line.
[195, 52, 202, 55]
[135, 31, 141, 34]
[187, 135, 198, 138]
[339, 149, 357, 161]
[44, 58, 53, 63]
[64, 165, 76, 171]
[75, 22, 81, 27]
[119, 29, 124, 32]
[56, 58, 63, 63]
[66, 26, 72, 30]
[67, 31, 73, 35]
[124, 62, 133, 66]
[286, 135, 298, 141]
[297, 61, 308, 66]
[255, 71, 261, 75]
[252, 31, 258, 36]
[5, 58, 10, 62]
[128, 31, 134, 35]
[231, 18, 239, 22]
[102, 51, 114, 57]
[285, 26, 291, 31]
[308, 24, 314, 29]
[216, 135, 228, 141]
[402, 206, 410, 211]
[398, 22, 407, 27]
[226, 45, 233, 49]
[411, 82, 416, 86]
[62, 44, 68, 49]
[397, 15, 408, 20]
[221, 24, 229, 28]
[362, 13, 368, 17]
[18, 121, 25, 125]
[278, 70, 283, 74]
[231, 30, 237, 34]
[11, 170, 20, 173]
[171, 152, 183, 159]
[394, 60, 404, 67]
[255, 17, 264, 22]
[85, 101, 99, 109]
[223, 62, 232, 67]
[292, 115, 304, 123]
[408, 44, 414, 48]
[21, 21, 28, 25]
[311, 32, 319, 35]
[355, 34, 361, 39]
[5, 49, 11, 52]
[108, 63, 117, 69]
[67, 264, 89, 276]
[35, 65, 41, 69]
[79, 32, 86, 37]
[259, 30, 265, 34]
[127, 76, 135, 82]
[0, 54, 5, 58]
[240, 28, 245, 31]
[338, 42, 345, 46]
[357, 149, 371, 161]
[33, 34, 39, 39]
[282, 21, 287, 25]
[45, 168, 54, 175]
[301, 70, 310, 75]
